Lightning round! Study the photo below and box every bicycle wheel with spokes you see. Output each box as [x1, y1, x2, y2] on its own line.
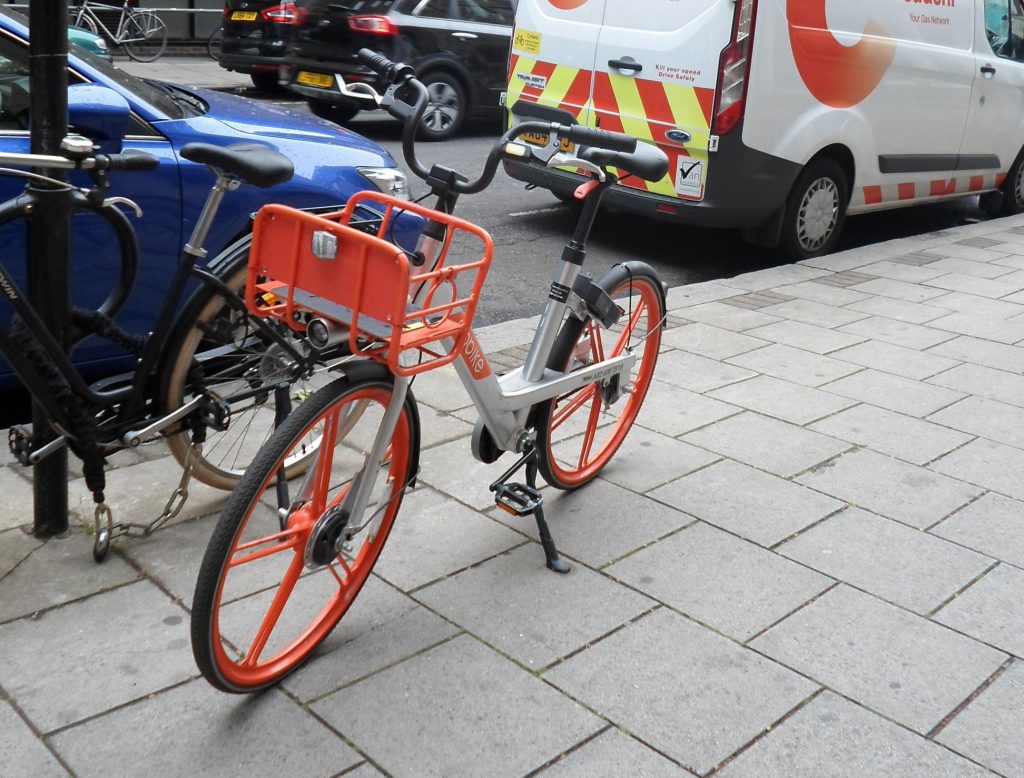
[122, 10, 167, 62]
[72, 12, 100, 35]
[535, 263, 664, 490]
[191, 366, 419, 693]
[161, 240, 342, 490]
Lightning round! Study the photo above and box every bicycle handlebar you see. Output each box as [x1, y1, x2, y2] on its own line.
[94, 150, 160, 172]
[356, 48, 416, 86]
[354, 49, 656, 198]
[0, 148, 159, 172]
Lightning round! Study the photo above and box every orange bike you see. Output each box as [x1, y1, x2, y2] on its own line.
[191, 50, 670, 692]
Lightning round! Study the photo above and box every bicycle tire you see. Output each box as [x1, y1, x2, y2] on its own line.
[206, 26, 223, 61]
[191, 364, 419, 693]
[161, 235, 345, 490]
[534, 263, 664, 490]
[122, 10, 167, 62]
[72, 13, 100, 36]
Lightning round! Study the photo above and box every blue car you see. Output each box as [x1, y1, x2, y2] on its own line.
[0, 9, 418, 394]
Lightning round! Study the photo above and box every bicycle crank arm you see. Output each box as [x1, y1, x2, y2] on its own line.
[121, 396, 204, 448]
[27, 433, 68, 465]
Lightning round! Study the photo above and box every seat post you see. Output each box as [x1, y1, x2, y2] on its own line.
[184, 173, 239, 259]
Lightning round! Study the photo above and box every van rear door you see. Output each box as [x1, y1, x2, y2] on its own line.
[506, 0, 606, 130]
[591, 0, 732, 201]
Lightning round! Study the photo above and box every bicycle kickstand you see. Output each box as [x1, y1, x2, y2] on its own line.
[490, 446, 570, 574]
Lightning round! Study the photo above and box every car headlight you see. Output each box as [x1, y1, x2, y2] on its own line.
[358, 166, 409, 199]
[94, 38, 108, 51]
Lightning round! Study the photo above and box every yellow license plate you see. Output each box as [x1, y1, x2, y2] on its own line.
[296, 71, 334, 88]
[520, 131, 574, 152]
[230, 10, 258, 20]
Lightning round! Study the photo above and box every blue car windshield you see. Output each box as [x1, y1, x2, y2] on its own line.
[3, 8, 191, 119]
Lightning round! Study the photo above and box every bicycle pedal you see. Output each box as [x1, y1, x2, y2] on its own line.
[8, 426, 31, 465]
[493, 482, 542, 517]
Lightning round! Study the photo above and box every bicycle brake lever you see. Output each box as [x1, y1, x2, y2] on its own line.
[546, 153, 606, 182]
[102, 196, 144, 218]
[335, 76, 381, 104]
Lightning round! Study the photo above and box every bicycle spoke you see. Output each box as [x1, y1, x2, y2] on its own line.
[228, 526, 305, 569]
[310, 408, 341, 513]
[241, 551, 305, 666]
[587, 319, 606, 363]
[576, 394, 603, 469]
[613, 298, 648, 354]
[550, 384, 599, 432]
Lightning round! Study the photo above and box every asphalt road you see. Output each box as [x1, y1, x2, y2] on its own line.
[330, 108, 995, 326]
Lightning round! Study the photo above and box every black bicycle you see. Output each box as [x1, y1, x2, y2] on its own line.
[0, 138, 351, 560]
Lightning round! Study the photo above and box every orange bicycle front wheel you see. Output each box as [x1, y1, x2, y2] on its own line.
[535, 264, 664, 490]
[191, 364, 419, 693]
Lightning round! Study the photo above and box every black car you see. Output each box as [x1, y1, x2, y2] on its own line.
[283, 0, 514, 140]
[218, 0, 301, 91]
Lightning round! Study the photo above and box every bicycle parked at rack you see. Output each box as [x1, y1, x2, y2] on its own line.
[190, 49, 670, 693]
[0, 138, 354, 560]
[206, 26, 223, 61]
[71, 0, 167, 62]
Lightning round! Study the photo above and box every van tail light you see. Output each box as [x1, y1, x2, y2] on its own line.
[712, 0, 757, 135]
[262, 3, 306, 24]
[348, 15, 399, 36]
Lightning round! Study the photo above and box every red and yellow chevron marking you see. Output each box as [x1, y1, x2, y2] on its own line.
[508, 57, 715, 203]
[593, 71, 714, 200]
[506, 56, 593, 120]
[859, 171, 1006, 208]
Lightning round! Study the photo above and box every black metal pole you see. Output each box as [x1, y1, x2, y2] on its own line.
[28, 1, 72, 536]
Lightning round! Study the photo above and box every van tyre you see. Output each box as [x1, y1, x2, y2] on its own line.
[999, 151, 1024, 216]
[781, 159, 848, 259]
[419, 72, 466, 141]
[308, 98, 360, 126]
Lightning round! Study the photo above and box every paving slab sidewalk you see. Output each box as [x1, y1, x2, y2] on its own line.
[5, 203, 1024, 774]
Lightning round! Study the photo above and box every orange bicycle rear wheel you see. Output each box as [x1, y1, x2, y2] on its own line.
[191, 364, 418, 693]
[535, 264, 664, 490]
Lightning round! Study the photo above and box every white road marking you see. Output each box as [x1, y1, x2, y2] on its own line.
[508, 207, 566, 217]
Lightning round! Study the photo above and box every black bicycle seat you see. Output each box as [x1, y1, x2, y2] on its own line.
[181, 142, 294, 188]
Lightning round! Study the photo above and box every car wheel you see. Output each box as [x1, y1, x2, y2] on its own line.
[418, 72, 465, 141]
[1000, 150, 1024, 216]
[308, 98, 361, 125]
[780, 158, 848, 260]
[249, 70, 282, 92]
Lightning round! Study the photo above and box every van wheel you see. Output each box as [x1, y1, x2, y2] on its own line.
[308, 98, 360, 126]
[418, 72, 466, 141]
[999, 153, 1024, 216]
[781, 159, 848, 259]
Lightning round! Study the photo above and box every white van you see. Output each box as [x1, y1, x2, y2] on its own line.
[504, 0, 1024, 258]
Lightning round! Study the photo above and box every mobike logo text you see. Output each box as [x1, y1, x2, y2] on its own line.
[461, 330, 492, 380]
[905, 0, 954, 4]
[788, 0, 896, 108]
[546, 0, 589, 9]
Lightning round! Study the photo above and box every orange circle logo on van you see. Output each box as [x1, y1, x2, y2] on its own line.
[788, 0, 896, 108]
[546, 0, 589, 9]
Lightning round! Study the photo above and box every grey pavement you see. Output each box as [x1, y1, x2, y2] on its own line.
[116, 55, 252, 91]
[2, 56, 1024, 778]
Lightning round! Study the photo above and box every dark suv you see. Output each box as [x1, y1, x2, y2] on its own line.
[283, 0, 514, 140]
[218, 0, 301, 91]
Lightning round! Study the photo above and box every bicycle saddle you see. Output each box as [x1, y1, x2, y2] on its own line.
[181, 142, 294, 188]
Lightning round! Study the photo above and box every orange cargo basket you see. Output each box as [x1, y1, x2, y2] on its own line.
[246, 191, 494, 377]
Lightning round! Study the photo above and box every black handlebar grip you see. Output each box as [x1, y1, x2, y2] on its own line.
[356, 48, 415, 84]
[562, 125, 637, 153]
[96, 150, 160, 172]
